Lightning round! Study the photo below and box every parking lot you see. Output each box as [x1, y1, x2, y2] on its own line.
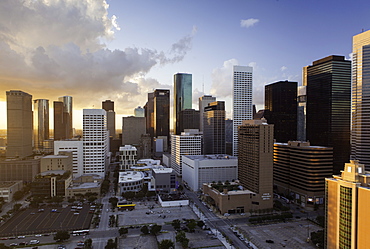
[0, 204, 93, 237]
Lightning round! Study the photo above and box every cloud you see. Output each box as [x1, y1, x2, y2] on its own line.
[210, 59, 239, 98]
[0, 0, 194, 115]
[240, 18, 259, 28]
[281, 66, 288, 71]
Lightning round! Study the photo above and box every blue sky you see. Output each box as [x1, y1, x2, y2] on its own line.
[0, 0, 369, 129]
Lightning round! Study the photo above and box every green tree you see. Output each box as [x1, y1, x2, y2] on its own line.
[105, 238, 117, 249]
[54, 230, 70, 242]
[186, 219, 197, 232]
[0, 243, 10, 249]
[109, 197, 118, 209]
[13, 203, 22, 212]
[171, 219, 181, 230]
[150, 224, 162, 235]
[158, 239, 174, 249]
[197, 220, 205, 228]
[84, 238, 92, 249]
[140, 225, 149, 234]
[119, 227, 128, 236]
[13, 191, 24, 201]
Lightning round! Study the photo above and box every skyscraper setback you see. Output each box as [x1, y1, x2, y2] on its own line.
[173, 73, 192, 135]
[305, 55, 351, 174]
[102, 100, 116, 138]
[232, 65, 253, 156]
[351, 30, 370, 170]
[6, 90, 33, 159]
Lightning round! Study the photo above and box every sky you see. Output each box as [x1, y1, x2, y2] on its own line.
[0, 0, 370, 129]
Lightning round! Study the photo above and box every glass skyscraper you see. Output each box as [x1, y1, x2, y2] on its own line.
[33, 99, 49, 152]
[351, 30, 370, 170]
[173, 73, 192, 135]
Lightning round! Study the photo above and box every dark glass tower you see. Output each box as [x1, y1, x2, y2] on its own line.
[144, 92, 154, 138]
[154, 89, 170, 139]
[264, 81, 297, 142]
[203, 101, 226, 154]
[306, 55, 351, 174]
[178, 109, 199, 134]
[173, 73, 192, 135]
[53, 101, 65, 140]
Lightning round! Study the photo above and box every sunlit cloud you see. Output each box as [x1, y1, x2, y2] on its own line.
[240, 18, 260, 28]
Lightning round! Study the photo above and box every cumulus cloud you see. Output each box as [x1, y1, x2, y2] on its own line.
[240, 18, 259, 28]
[210, 59, 239, 98]
[281, 66, 288, 71]
[0, 0, 194, 115]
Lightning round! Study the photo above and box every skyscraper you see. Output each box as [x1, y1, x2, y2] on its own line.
[54, 96, 73, 140]
[144, 92, 154, 138]
[306, 55, 351, 174]
[178, 109, 200, 133]
[33, 99, 49, 152]
[6, 90, 33, 158]
[83, 109, 109, 177]
[174, 73, 192, 135]
[351, 30, 370, 170]
[203, 101, 226, 154]
[264, 80, 297, 143]
[297, 86, 307, 141]
[102, 100, 116, 138]
[153, 89, 170, 139]
[134, 106, 145, 117]
[232, 65, 253, 156]
[238, 119, 273, 210]
[325, 160, 370, 248]
[122, 116, 146, 146]
[199, 95, 216, 132]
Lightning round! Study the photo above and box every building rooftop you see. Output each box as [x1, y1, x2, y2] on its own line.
[183, 154, 237, 161]
[153, 168, 174, 174]
[119, 145, 137, 151]
[42, 155, 69, 159]
[40, 170, 67, 176]
[118, 171, 144, 183]
[69, 182, 100, 189]
[0, 181, 22, 188]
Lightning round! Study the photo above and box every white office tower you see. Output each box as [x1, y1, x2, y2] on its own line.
[199, 95, 216, 132]
[351, 30, 370, 170]
[171, 129, 202, 176]
[83, 109, 109, 177]
[232, 65, 253, 156]
[54, 140, 83, 178]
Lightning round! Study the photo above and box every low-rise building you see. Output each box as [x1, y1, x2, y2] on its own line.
[118, 171, 144, 193]
[40, 152, 73, 172]
[182, 154, 237, 192]
[66, 174, 102, 197]
[31, 170, 72, 197]
[0, 181, 23, 202]
[0, 158, 40, 182]
[152, 168, 176, 193]
[119, 145, 137, 171]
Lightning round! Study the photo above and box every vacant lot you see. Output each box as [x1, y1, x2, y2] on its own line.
[0, 204, 93, 237]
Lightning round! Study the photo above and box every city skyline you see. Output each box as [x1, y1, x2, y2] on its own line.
[1, 0, 370, 129]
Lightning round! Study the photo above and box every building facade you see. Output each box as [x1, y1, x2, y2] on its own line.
[182, 154, 237, 191]
[173, 73, 192, 135]
[233, 66, 253, 156]
[144, 92, 155, 139]
[351, 30, 370, 170]
[305, 55, 351, 174]
[264, 80, 297, 143]
[33, 99, 49, 152]
[325, 160, 370, 248]
[178, 109, 200, 134]
[238, 119, 273, 210]
[83, 109, 109, 177]
[297, 86, 307, 141]
[40, 153, 73, 173]
[153, 89, 170, 141]
[0, 159, 40, 182]
[102, 100, 116, 139]
[274, 141, 333, 208]
[170, 130, 202, 176]
[6, 90, 33, 159]
[119, 145, 137, 171]
[203, 101, 226, 154]
[122, 116, 146, 146]
[54, 140, 84, 178]
[199, 95, 216, 132]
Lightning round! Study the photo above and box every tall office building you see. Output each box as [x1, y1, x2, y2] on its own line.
[297, 86, 307, 141]
[238, 119, 273, 210]
[203, 101, 226, 154]
[171, 129, 202, 176]
[178, 109, 200, 133]
[6, 90, 33, 158]
[305, 55, 351, 174]
[232, 66, 253, 156]
[102, 100, 116, 138]
[174, 73, 192, 135]
[33, 99, 49, 152]
[134, 106, 145, 117]
[54, 140, 83, 178]
[264, 81, 297, 142]
[122, 116, 146, 146]
[199, 95, 216, 132]
[83, 109, 109, 177]
[144, 92, 154, 138]
[54, 96, 73, 140]
[153, 89, 170, 139]
[325, 160, 370, 248]
[351, 30, 370, 170]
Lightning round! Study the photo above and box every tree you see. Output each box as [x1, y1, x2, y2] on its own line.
[171, 219, 181, 230]
[84, 238, 92, 249]
[13, 203, 22, 212]
[109, 197, 118, 209]
[119, 227, 128, 236]
[150, 224, 162, 235]
[54, 230, 70, 242]
[186, 219, 197, 232]
[158, 239, 174, 249]
[176, 230, 189, 247]
[13, 191, 24, 201]
[311, 230, 324, 249]
[105, 238, 117, 249]
[140, 225, 149, 234]
[197, 220, 205, 228]
[0, 243, 10, 249]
